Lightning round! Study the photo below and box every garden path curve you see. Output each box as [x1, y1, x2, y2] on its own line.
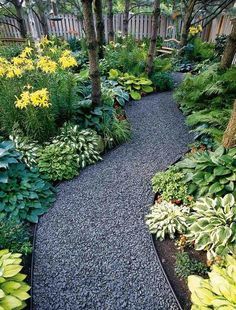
[33, 76, 192, 310]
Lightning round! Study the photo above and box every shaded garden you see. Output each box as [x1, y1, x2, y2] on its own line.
[0, 0, 236, 309]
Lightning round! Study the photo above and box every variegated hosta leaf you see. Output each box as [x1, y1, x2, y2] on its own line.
[186, 194, 236, 259]
[145, 200, 189, 241]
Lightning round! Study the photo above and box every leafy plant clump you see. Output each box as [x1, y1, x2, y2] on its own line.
[109, 69, 153, 100]
[188, 255, 236, 309]
[175, 252, 208, 279]
[0, 218, 32, 255]
[186, 194, 236, 260]
[37, 143, 79, 181]
[150, 72, 174, 91]
[145, 201, 189, 241]
[0, 249, 30, 309]
[0, 141, 55, 223]
[53, 123, 102, 168]
[152, 167, 189, 203]
[176, 146, 236, 198]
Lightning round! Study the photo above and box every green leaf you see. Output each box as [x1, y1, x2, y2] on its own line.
[130, 90, 141, 100]
[213, 166, 231, 176]
[208, 182, 224, 194]
[142, 85, 153, 93]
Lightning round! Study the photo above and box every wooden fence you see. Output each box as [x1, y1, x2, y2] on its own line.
[0, 12, 234, 43]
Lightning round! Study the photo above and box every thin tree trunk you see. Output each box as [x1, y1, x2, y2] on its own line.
[180, 0, 197, 48]
[220, 18, 236, 69]
[94, 0, 105, 59]
[14, 1, 27, 38]
[107, 0, 114, 42]
[123, 0, 130, 36]
[39, 11, 49, 36]
[81, 0, 101, 106]
[222, 100, 236, 148]
[145, 0, 160, 75]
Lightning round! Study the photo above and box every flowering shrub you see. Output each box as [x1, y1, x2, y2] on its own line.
[189, 25, 202, 37]
[0, 37, 77, 142]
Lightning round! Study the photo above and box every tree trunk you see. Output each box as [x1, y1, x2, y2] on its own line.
[94, 0, 105, 59]
[180, 0, 197, 48]
[123, 0, 130, 36]
[145, 0, 160, 75]
[222, 100, 236, 148]
[220, 19, 236, 69]
[81, 0, 101, 106]
[39, 11, 49, 36]
[107, 0, 114, 42]
[14, 1, 27, 38]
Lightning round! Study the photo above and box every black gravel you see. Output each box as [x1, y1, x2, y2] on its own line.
[33, 84, 192, 310]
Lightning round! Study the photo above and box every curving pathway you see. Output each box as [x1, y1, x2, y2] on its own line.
[33, 78, 192, 310]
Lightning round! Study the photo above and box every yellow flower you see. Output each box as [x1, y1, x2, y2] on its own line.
[20, 47, 33, 58]
[12, 57, 34, 71]
[59, 50, 77, 69]
[189, 25, 202, 36]
[6, 65, 23, 78]
[0, 57, 9, 77]
[39, 36, 51, 47]
[15, 87, 51, 109]
[15, 91, 31, 109]
[30, 88, 50, 108]
[37, 56, 57, 73]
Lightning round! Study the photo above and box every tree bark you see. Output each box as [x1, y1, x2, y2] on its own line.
[145, 0, 160, 75]
[94, 0, 105, 59]
[13, 0, 27, 38]
[81, 0, 101, 106]
[123, 0, 130, 36]
[107, 0, 114, 42]
[222, 100, 236, 148]
[180, 0, 197, 48]
[220, 19, 236, 69]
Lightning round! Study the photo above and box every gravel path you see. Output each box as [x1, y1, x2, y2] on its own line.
[33, 83, 192, 310]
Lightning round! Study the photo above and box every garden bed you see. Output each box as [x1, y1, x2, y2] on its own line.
[153, 236, 207, 310]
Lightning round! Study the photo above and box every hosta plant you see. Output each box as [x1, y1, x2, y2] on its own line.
[176, 146, 236, 198]
[145, 201, 189, 241]
[186, 194, 236, 260]
[37, 143, 79, 181]
[152, 167, 189, 204]
[0, 249, 30, 309]
[188, 255, 236, 309]
[53, 123, 102, 168]
[109, 69, 153, 100]
[9, 125, 39, 167]
[0, 141, 55, 223]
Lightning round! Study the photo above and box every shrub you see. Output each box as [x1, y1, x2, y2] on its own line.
[150, 72, 174, 91]
[175, 252, 208, 279]
[0, 218, 32, 255]
[188, 255, 236, 309]
[0, 141, 55, 223]
[145, 201, 189, 241]
[176, 146, 236, 198]
[153, 57, 173, 72]
[37, 143, 79, 181]
[0, 249, 30, 309]
[152, 167, 189, 203]
[186, 194, 236, 260]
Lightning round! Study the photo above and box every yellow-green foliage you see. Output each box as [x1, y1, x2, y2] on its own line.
[0, 249, 30, 310]
[188, 255, 236, 309]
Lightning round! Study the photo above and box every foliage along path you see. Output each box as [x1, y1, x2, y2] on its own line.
[33, 78, 192, 310]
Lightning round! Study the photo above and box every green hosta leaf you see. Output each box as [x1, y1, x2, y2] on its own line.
[130, 90, 141, 100]
[223, 194, 235, 208]
[213, 146, 225, 157]
[195, 233, 211, 251]
[225, 181, 234, 192]
[208, 182, 224, 194]
[213, 167, 231, 176]
[142, 85, 153, 93]
[0, 295, 22, 309]
[3, 265, 22, 278]
[109, 69, 119, 79]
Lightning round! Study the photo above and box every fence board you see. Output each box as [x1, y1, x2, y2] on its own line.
[0, 12, 234, 45]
